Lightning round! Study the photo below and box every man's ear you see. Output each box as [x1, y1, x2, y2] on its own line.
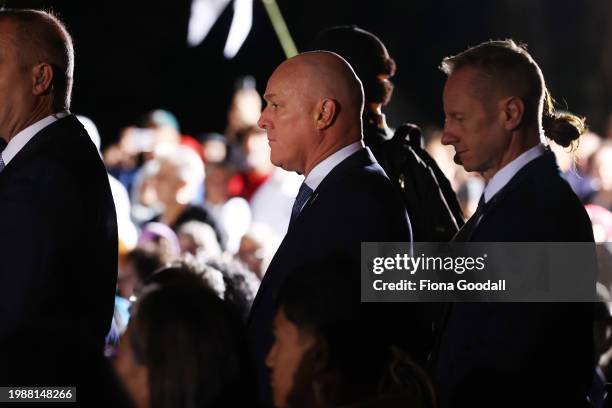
[309, 337, 330, 374]
[501, 96, 524, 131]
[315, 98, 339, 130]
[31, 63, 54, 96]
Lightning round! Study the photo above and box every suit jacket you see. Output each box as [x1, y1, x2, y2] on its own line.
[0, 115, 118, 388]
[247, 147, 414, 405]
[434, 150, 595, 407]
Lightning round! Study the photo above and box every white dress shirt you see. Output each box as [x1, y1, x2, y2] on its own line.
[468, 143, 546, 229]
[483, 143, 546, 203]
[304, 140, 365, 192]
[1, 112, 69, 166]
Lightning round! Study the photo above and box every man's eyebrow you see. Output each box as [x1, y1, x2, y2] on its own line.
[263, 93, 276, 101]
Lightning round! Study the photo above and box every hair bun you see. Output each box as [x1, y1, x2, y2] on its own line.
[543, 112, 586, 149]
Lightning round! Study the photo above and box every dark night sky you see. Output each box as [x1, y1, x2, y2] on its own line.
[6, 0, 612, 145]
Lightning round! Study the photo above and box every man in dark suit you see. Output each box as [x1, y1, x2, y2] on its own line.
[247, 51, 413, 405]
[434, 40, 595, 407]
[0, 9, 117, 389]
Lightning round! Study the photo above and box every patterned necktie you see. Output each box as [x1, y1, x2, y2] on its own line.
[0, 154, 5, 173]
[452, 194, 487, 242]
[289, 183, 313, 226]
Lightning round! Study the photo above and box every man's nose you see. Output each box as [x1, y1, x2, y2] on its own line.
[441, 130, 458, 146]
[265, 344, 276, 368]
[257, 112, 268, 130]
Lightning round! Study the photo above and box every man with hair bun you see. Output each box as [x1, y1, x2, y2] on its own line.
[435, 39, 595, 407]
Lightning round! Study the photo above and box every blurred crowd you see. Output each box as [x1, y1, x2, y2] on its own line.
[6, 8, 612, 408]
[94, 85, 302, 299]
[94, 84, 612, 307]
[86, 89, 612, 407]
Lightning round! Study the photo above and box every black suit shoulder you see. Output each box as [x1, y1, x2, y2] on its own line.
[248, 147, 417, 406]
[436, 150, 595, 407]
[295, 148, 410, 243]
[473, 150, 593, 242]
[0, 116, 117, 386]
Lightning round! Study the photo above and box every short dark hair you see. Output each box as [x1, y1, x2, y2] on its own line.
[309, 25, 396, 106]
[145, 260, 226, 299]
[128, 283, 254, 408]
[125, 248, 164, 285]
[276, 258, 436, 407]
[145, 257, 259, 322]
[440, 39, 585, 148]
[0, 9, 74, 111]
[277, 259, 391, 394]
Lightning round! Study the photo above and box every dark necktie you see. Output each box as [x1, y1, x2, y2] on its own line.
[289, 183, 313, 226]
[452, 194, 487, 242]
[0, 139, 6, 172]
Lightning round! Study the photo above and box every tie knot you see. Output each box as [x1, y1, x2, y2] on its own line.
[289, 183, 314, 226]
[477, 194, 486, 209]
[296, 182, 313, 203]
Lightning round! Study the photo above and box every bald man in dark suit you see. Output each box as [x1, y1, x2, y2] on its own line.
[247, 51, 422, 406]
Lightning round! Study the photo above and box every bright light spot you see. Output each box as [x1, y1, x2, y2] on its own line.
[223, 0, 253, 59]
[187, 0, 232, 47]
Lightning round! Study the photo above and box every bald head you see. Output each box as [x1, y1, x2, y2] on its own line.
[259, 51, 366, 176]
[276, 51, 365, 120]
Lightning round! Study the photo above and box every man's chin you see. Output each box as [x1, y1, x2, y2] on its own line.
[453, 153, 463, 166]
[270, 156, 281, 168]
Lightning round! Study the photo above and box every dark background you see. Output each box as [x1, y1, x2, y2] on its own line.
[7, 0, 612, 146]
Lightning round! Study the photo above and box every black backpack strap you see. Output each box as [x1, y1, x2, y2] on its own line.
[379, 123, 465, 241]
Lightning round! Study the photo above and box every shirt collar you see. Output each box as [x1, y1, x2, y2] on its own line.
[484, 143, 546, 203]
[304, 140, 364, 191]
[1, 111, 69, 165]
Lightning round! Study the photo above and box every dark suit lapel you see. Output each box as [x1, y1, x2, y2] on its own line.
[434, 150, 559, 359]
[471, 149, 558, 237]
[249, 147, 376, 319]
[297, 147, 375, 218]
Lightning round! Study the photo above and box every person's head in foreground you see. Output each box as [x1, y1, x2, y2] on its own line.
[266, 261, 435, 408]
[257, 51, 364, 177]
[440, 39, 586, 181]
[113, 278, 253, 408]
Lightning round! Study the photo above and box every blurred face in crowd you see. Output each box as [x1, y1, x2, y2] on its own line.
[243, 129, 273, 174]
[117, 259, 137, 299]
[228, 88, 262, 131]
[266, 307, 316, 408]
[202, 139, 227, 163]
[113, 326, 149, 408]
[258, 60, 319, 175]
[238, 235, 264, 278]
[0, 20, 37, 141]
[205, 164, 232, 204]
[441, 67, 511, 180]
[151, 159, 186, 206]
[593, 145, 612, 190]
